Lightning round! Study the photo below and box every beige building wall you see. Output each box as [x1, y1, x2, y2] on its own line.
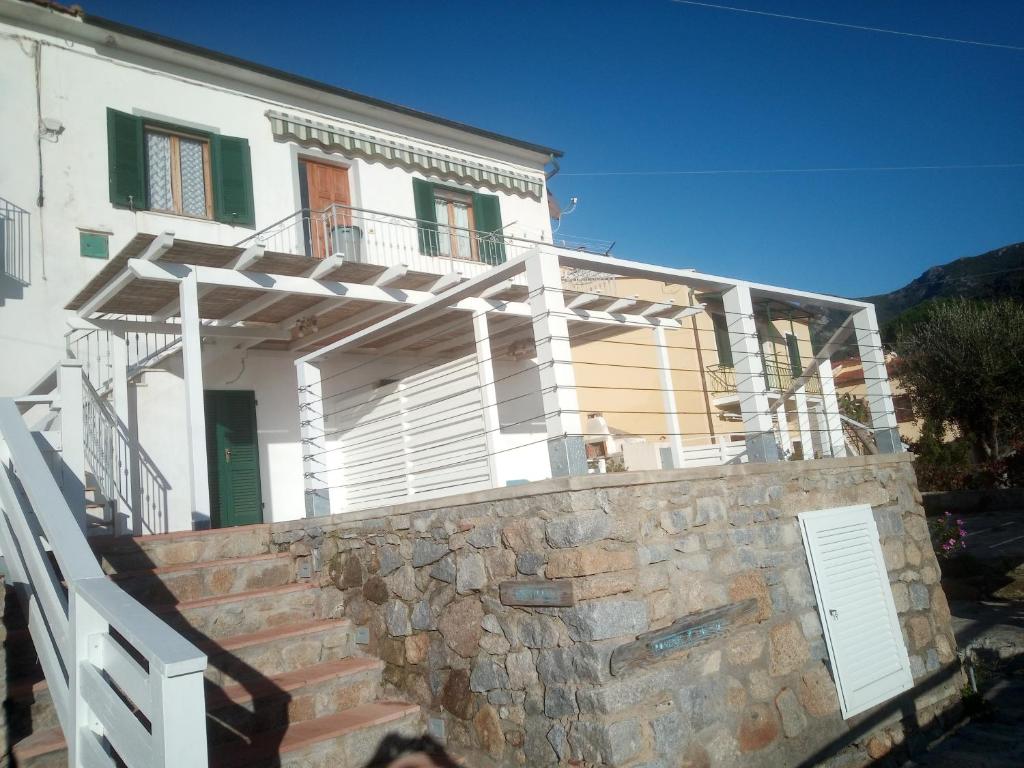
[569, 277, 821, 458]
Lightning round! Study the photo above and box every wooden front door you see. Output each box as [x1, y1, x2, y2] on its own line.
[300, 159, 351, 258]
[205, 390, 263, 528]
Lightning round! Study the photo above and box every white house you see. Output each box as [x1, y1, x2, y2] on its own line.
[0, 0, 902, 539]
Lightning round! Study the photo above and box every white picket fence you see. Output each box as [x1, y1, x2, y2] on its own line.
[0, 386, 208, 767]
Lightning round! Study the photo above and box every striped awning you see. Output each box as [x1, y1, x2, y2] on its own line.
[267, 110, 544, 199]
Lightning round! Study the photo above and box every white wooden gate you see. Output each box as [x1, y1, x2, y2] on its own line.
[798, 504, 914, 718]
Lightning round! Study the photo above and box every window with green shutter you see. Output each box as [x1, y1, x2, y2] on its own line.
[105, 108, 254, 226]
[411, 179, 506, 264]
[211, 135, 255, 226]
[786, 333, 804, 378]
[712, 313, 734, 367]
[107, 109, 146, 209]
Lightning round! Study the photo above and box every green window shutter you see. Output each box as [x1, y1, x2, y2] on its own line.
[786, 333, 803, 378]
[211, 135, 255, 226]
[713, 314, 733, 366]
[412, 178, 439, 255]
[106, 108, 146, 209]
[472, 192, 506, 265]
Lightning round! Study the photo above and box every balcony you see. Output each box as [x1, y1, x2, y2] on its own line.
[706, 359, 821, 399]
[236, 203, 614, 288]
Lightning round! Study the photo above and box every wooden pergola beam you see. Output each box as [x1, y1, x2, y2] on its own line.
[152, 242, 267, 321]
[78, 231, 175, 317]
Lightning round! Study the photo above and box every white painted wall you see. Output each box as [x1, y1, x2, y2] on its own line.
[0, 8, 553, 397]
[129, 345, 304, 532]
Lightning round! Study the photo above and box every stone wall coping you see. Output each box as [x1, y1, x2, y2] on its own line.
[274, 452, 913, 533]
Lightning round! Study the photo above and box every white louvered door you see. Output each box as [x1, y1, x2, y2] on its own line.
[798, 505, 914, 718]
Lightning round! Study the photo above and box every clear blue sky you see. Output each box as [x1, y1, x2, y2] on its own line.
[83, 0, 1024, 297]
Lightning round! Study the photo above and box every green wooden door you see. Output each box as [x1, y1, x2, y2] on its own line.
[205, 390, 263, 528]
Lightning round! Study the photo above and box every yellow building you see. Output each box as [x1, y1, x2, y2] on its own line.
[569, 276, 833, 467]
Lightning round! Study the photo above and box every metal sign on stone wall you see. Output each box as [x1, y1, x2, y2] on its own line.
[610, 598, 759, 675]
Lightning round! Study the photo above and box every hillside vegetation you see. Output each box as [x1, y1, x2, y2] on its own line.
[862, 242, 1024, 329]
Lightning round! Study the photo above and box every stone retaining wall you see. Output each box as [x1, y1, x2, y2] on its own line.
[270, 454, 961, 767]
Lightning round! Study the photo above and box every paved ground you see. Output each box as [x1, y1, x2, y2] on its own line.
[901, 508, 1024, 767]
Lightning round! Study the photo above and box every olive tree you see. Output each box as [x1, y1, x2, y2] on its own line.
[893, 299, 1024, 460]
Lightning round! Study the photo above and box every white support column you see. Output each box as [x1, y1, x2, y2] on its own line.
[68, 581, 107, 768]
[852, 305, 903, 453]
[525, 250, 587, 477]
[721, 285, 779, 462]
[109, 333, 135, 535]
[794, 386, 814, 460]
[473, 313, 502, 486]
[817, 359, 847, 458]
[149, 662, 209, 768]
[653, 326, 685, 468]
[57, 360, 87, 531]
[179, 271, 211, 528]
[297, 361, 331, 517]
[775, 403, 792, 457]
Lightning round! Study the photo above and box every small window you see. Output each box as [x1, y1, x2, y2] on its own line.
[144, 128, 213, 219]
[433, 188, 477, 261]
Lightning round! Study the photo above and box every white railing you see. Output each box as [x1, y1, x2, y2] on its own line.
[83, 377, 117, 510]
[1, 195, 31, 286]
[237, 203, 620, 292]
[0, 397, 208, 768]
[66, 316, 180, 394]
[680, 435, 749, 466]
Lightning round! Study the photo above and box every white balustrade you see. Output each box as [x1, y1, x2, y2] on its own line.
[0, 395, 208, 768]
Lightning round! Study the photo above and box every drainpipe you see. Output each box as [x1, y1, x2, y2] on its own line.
[544, 155, 561, 181]
[30, 39, 48, 279]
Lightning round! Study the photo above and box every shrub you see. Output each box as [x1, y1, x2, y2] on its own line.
[929, 512, 967, 560]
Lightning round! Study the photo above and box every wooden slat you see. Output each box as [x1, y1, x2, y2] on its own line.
[78, 662, 153, 768]
[97, 633, 152, 717]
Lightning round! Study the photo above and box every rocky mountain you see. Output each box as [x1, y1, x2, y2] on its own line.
[862, 242, 1024, 328]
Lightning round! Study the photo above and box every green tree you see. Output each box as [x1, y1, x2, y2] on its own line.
[893, 299, 1024, 460]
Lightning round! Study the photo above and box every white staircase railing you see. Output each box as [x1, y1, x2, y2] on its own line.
[66, 316, 181, 395]
[0, 397, 208, 768]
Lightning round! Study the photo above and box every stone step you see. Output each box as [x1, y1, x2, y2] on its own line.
[210, 701, 422, 768]
[6, 674, 59, 748]
[10, 701, 419, 768]
[90, 524, 271, 572]
[199, 619, 354, 688]
[108, 551, 295, 600]
[3, 627, 42, 670]
[8, 656, 386, 753]
[10, 726, 67, 768]
[205, 656, 384, 744]
[150, 582, 318, 641]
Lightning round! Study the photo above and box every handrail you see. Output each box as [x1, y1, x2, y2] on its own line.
[0, 397, 208, 768]
[236, 201, 608, 257]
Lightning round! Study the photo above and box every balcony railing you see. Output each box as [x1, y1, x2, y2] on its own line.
[2, 196, 30, 286]
[706, 359, 821, 396]
[236, 203, 619, 291]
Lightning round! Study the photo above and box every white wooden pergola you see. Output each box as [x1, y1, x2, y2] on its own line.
[67, 233, 899, 526]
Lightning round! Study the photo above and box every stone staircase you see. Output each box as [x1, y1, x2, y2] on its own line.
[4, 525, 421, 767]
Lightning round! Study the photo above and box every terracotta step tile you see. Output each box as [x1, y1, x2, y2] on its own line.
[199, 619, 354, 686]
[107, 551, 295, 600]
[91, 524, 271, 570]
[211, 701, 421, 768]
[152, 582, 318, 641]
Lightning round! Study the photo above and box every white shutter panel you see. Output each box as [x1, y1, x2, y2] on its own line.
[799, 504, 914, 718]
